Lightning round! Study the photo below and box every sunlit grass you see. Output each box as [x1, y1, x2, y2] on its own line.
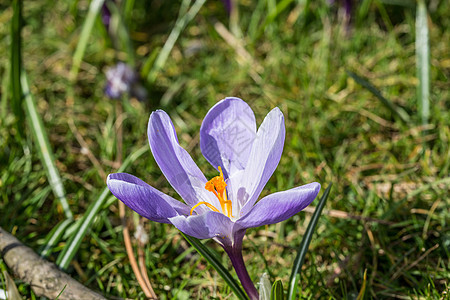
[0, 0, 449, 299]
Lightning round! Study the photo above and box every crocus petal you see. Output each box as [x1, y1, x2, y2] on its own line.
[169, 211, 235, 240]
[236, 182, 320, 228]
[236, 107, 285, 215]
[107, 173, 190, 223]
[148, 110, 218, 209]
[200, 97, 256, 178]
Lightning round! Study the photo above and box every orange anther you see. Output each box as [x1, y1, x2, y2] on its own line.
[205, 181, 215, 192]
[202, 166, 232, 218]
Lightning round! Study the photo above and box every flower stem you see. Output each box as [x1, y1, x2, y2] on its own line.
[224, 245, 259, 300]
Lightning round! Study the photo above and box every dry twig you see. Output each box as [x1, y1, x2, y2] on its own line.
[119, 203, 157, 299]
[0, 227, 105, 300]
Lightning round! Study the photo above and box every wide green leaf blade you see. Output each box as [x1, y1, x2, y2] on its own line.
[180, 233, 249, 300]
[56, 146, 147, 269]
[254, 0, 296, 41]
[270, 280, 284, 300]
[10, 0, 23, 127]
[416, 0, 430, 125]
[39, 218, 74, 258]
[21, 71, 73, 220]
[287, 184, 332, 300]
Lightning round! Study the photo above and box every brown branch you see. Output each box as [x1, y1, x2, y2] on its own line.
[0, 227, 106, 300]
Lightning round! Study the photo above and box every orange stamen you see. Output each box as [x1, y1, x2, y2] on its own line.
[190, 202, 220, 215]
[197, 166, 233, 218]
[205, 180, 225, 212]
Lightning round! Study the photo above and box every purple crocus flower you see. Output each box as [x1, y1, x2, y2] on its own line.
[104, 62, 137, 99]
[220, 0, 232, 14]
[329, 0, 353, 29]
[101, 1, 112, 30]
[107, 97, 320, 299]
[104, 62, 148, 101]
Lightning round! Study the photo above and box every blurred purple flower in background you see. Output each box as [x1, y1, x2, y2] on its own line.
[104, 62, 146, 101]
[107, 98, 320, 299]
[101, 1, 112, 30]
[105, 62, 136, 99]
[329, 0, 353, 25]
[220, 0, 232, 14]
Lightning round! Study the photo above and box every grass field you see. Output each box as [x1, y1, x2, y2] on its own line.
[0, 0, 449, 299]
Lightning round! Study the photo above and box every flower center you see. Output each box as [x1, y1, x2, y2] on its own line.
[190, 166, 233, 218]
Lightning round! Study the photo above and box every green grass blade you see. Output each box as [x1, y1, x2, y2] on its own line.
[21, 71, 73, 220]
[3, 270, 22, 300]
[10, 0, 23, 127]
[247, 0, 266, 40]
[356, 269, 368, 300]
[178, 0, 192, 19]
[1, 60, 10, 120]
[180, 233, 249, 300]
[290, 273, 300, 298]
[122, 0, 135, 27]
[146, 0, 206, 84]
[416, 0, 430, 126]
[270, 280, 284, 300]
[347, 71, 411, 124]
[70, 0, 105, 81]
[259, 273, 271, 300]
[106, 0, 135, 66]
[39, 218, 74, 258]
[287, 184, 332, 300]
[56, 146, 148, 269]
[54, 285, 67, 300]
[254, 0, 296, 41]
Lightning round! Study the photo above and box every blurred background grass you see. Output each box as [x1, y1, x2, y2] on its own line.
[0, 0, 449, 299]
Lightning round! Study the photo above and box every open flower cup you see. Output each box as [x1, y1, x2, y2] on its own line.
[107, 97, 320, 299]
